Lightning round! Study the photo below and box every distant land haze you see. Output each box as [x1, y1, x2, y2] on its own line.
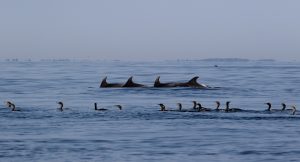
[0, 0, 299, 61]
[0, 58, 280, 63]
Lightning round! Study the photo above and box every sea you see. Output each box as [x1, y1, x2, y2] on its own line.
[0, 59, 299, 162]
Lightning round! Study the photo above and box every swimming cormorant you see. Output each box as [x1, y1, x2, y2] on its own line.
[225, 101, 242, 112]
[215, 101, 221, 111]
[196, 103, 211, 112]
[57, 101, 64, 111]
[264, 102, 272, 111]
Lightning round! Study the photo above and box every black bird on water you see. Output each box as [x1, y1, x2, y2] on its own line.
[281, 103, 294, 112]
[57, 101, 64, 111]
[225, 101, 242, 112]
[196, 103, 212, 112]
[5, 101, 20, 111]
[264, 102, 272, 111]
[215, 101, 223, 111]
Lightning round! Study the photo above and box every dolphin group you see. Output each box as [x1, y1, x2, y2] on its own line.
[100, 76, 209, 88]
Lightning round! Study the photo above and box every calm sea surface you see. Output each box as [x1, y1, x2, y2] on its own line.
[0, 60, 300, 162]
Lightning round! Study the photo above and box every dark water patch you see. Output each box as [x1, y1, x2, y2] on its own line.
[239, 150, 267, 155]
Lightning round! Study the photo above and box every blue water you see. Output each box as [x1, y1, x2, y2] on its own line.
[1, 60, 300, 162]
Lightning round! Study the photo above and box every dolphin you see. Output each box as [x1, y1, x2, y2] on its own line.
[122, 76, 146, 87]
[154, 76, 177, 87]
[175, 76, 208, 88]
[154, 76, 209, 88]
[100, 76, 123, 88]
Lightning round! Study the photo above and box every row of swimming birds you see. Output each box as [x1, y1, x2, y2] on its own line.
[158, 101, 297, 115]
[4, 101, 122, 112]
[3, 100, 297, 115]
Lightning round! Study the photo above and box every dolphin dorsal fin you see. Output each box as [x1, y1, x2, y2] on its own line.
[123, 76, 145, 87]
[127, 76, 134, 83]
[100, 76, 108, 87]
[187, 76, 200, 86]
[123, 76, 134, 87]
[154, 76, 161, 86]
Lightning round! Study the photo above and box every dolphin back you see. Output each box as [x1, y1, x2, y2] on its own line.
[100, 76, 123, 88]
[186, 76, 208, 88]
[154, 76, 178, 87]
[122, 76, 145, 87]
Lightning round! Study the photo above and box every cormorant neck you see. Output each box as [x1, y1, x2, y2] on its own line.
[216, 103, 220, 110]
[225, 102, 230, 111]
[193, 101, 197, 109]
[94, 103, 97, 110]
[11, 104, 16, 111]
[292, 106, 296, 115]
[178, 104, 182, 110]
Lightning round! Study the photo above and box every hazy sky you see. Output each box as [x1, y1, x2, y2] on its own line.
[0, 0, 299, 61]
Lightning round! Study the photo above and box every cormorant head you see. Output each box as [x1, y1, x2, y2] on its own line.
[158, 103, 164, 107]
[115, 105, 122, 110]
[226, 101, 231, 107]
[264, 102, 271, 107]
[264, 102, 272, 111]
[158, 104, 165, 111]
[5, 101, 13, 108]
[57, 101, 64, 109]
